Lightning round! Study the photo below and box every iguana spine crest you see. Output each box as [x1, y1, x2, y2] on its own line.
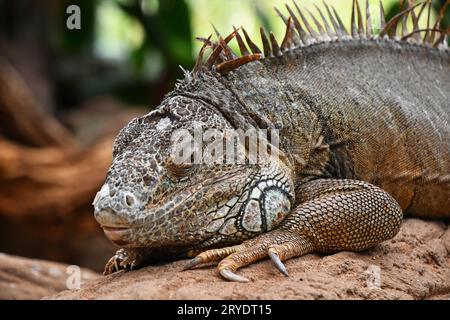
[192, 0, 449, 75]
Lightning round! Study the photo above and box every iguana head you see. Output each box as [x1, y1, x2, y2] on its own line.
[93, 92, 294, 250]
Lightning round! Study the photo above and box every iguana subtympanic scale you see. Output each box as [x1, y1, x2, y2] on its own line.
[93, 0, 450, 282]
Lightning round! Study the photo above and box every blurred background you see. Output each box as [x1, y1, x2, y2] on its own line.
[0, 0, 448, 272]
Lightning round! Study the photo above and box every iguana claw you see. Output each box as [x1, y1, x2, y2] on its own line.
[268, 250, 289, 276]
[219, 268, 249, 282]
[182, 257, 203, 271]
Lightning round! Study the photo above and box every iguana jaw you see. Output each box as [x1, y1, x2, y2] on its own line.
[101, 225, 134, 246]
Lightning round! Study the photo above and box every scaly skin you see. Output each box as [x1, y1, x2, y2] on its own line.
[94, 2, 450, 281]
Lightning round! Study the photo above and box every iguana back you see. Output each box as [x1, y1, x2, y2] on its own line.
[221, 39, 450, 218]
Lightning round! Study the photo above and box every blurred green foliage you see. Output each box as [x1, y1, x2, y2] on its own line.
[50, 0, 195, 107]
[117, 0, 193, 73]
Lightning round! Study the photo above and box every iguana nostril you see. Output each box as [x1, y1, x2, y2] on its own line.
[125, 194, 135, 207]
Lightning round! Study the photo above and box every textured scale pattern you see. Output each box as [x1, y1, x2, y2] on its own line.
[283, 179, 402, 252]
[95, 1, 450, 282]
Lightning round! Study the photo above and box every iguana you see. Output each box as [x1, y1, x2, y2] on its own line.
[93, 0, 450, 282]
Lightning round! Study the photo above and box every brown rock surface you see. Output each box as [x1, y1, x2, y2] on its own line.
[0, 253, 99, 300]
[48, 218, 449, 300]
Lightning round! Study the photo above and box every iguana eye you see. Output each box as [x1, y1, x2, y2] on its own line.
[166, 158, 196, 179]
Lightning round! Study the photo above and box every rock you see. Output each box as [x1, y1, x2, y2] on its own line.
[49, 218, 449, 300]
[0, 253, 99, 300]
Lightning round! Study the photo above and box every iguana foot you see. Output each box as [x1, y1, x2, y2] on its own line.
[183, 230, 314, 282]
[104, 248, 147, 275]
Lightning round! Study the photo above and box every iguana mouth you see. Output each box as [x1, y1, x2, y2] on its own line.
[102, 225, 134, 245]
[102, 226, 130, 231]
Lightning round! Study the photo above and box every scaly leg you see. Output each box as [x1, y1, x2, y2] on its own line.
[104, 247, 153, 275]
[183, 179, 403, 282]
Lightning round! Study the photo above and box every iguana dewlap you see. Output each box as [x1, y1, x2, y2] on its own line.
[93, 0, 450, 282]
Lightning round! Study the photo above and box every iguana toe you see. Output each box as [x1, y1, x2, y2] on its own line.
[183, 230, 313, 282]
[182, 244, 245, 270]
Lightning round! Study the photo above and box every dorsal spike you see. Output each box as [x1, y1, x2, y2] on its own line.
[305, 7, 326, 35]
[195, 36, 213, 47]
[351, 0, 358, 36]
[285, 3, 310, 44]
[211, 23, 221, 38]
[401, 27, 443, 41]
[205, 43, 224, 68]
[241, 27, 261, 54]
[233, 26, 250, 56]
[430, 0, 449, 44]
[430, 19, 440, 43]
[205, 31, 237, 68]
[215, 54, 262, 74]
[269, 32, 282, 57]
[380, 2, 423, 38]
[409, 0, 418, 26]
[192, 0, 450, 76]
[221, 30, 238, 45]
[193, 34, 211, 74]
[323, 1, 342, 38]
[379, 0, 386, 32]
[410, 2, 428, 42]
[444, 33, 449, 49]
[293, 0, 319, 39]
[355, 0, 364, 36]
[393, 0, 407, 38]
[219, 36, 237, 60]
[260, 27, 272, 58]
[196, 37, 225, 63]
[401, 2, 410, 38]
[366, 0, 372, 37]
[332, 6, 349, 36]
[314, 4, 333, 36]
[433, 28, 449, 48]
[402, 19, 409, 38]
[274, 6, 289, 24]
[281, 17, 297, 50]
[397, 0, 406, 37]
[275, 7, 301, 46]
[423, 1, 432, 43]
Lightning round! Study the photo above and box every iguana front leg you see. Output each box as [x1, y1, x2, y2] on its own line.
[104, 247, 153, 275]
[183, 179, 403, 282]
